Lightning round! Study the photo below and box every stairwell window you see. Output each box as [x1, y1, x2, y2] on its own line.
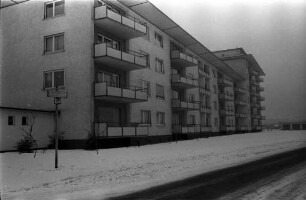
[156, 112, 165, 125]
[156, 84, 165, 99]
[45, 0, 65, 19]
[43, 69, 65, 89]
[44, 33, 64, 54]
[155, 58, 164, 73]
[154, 32, 163, 48]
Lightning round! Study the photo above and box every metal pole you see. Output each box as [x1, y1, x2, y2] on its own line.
[55, 97, 59, 169]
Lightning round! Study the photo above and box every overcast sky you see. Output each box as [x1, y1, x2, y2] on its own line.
[150, 0, 306, 121]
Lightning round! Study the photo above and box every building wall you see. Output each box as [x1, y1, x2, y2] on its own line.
[0, 109, 54, 151]
[1, 0, 94, 140]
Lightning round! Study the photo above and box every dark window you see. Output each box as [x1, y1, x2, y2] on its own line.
[44, 33, 64, 53]
[44, 70, 65, 89]
[8, 116, 15, 126]
[22, 116, 28, 126]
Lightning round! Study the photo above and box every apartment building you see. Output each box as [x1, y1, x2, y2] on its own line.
[0, 0, 265, 151]
[214, 48, 266, 132]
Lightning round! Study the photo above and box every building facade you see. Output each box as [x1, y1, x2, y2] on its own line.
[0, 0, 265, 151]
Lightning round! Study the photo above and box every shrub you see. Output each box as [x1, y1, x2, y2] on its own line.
[16, 135, 36, 153]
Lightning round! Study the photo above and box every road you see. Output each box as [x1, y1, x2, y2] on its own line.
[107, 147, 306, 200]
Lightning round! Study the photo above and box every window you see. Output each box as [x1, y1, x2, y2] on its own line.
[189, 94, 195, 102]
[44, 33, 64, 53]
[45, 0, 65, 19]
[204, 64, 210, 74]
[22, 116, 28, 126]
[156, 112, 165, 125]
[97, 71, 119, 87]
[97, 34, 120, 50]
[140, 80, 150, 97]
[190, 115, 195, 125]
[154, 32, 163, 48]
[214, 118, 218, 127]
[155, 58, 164, 73]
[8, 116, 15, 126]
[214, 101, 218, 110]
[43, 69, 65, 89]
[141, 110, 151, 125]
[156, 84, 165, 99]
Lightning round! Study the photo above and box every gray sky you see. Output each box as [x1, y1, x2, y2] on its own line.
[150, 0, 306, 121]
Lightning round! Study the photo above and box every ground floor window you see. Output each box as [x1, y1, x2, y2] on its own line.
[156, 112, 165, 125]
[21, 116, 28, 126]
[8, 116, 15, 126]
[141, 110, 151, 125]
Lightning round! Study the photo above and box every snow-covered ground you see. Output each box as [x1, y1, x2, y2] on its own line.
[1, 130, 306, 200]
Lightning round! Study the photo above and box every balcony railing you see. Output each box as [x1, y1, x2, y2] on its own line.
[199, 87, 211, 95]
[95, 81, 148, 103]
[172, 124, 201, 134]
[94, 122, 149, 137]
[200, 105, 212, 113]
[170, 50, 198, 68]
[94, 5, 147, 39]
[235, 100, 248, 106]
[258, 77, 264, 82]
[171, 99, 200, 110]
[171, 74, 198, 89]
[219, 93, 234, 101]
[220, 109, 235, 116]
[236, 112, 247, 118]
[94, 43, 148, 71]
[260, 96, 265, 101]
[259, 86, 264, 92]
[198, 68, 210, 78]
[234, 87, 246, 94]
[220, 126, 235, 132]
[218, 79, 233, 87]
[200, 126, 212, 132]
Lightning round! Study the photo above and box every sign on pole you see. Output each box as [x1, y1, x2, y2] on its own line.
[47, 90, 68, 99]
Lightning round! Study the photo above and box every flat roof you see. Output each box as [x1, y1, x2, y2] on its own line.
[119, 0, 245, 82]
[213, 48, 265, 76]
[0, 106, 55, 114]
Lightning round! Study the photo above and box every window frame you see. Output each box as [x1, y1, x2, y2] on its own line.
[44, 0, 65, 19]
[21, 116, 28, 126]
[43, 69, 65, 90]
[155, 58, 164, 74]
[44, 33, 65, 54]
[156, 112, 165, 125]
[156, 84, 165, 99]
[8, 116, 15, 126]
[154, 32, 163, 48]
[141, 110, 151, 125]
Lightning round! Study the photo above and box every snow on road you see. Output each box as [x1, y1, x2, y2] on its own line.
[1, 130, 306, 200]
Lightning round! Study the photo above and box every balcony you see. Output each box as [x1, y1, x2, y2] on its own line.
[170, 50, 198, 68]
[199, 87, 211, 95]
[259, 86, 264, 92]
[261, 116, 266, 120]
[218, 79, 233, 87]
[200, 105, 211, 113]
[94, 6, 147, 40]
[258, 77, 264, 82]
[250, 79, 259, 86]
[251, 102, 260, 108]
[252, 114, 261, 119]
[237, 126, 249, 131]
[171, 99, 200, 111]
[236, 113, 247, 118]
[219, 93, 234, 101]
[95, 82, 148, 103]
[235, 100, 248, 106]
[220, 109, 235, 116]
[260, 96, 265, 101]
[171, 74, 198, 89]
[234, 87, 246, 94]
[172, 124, 200, 134]
[200, 126, 212, 132]
[94, 123, 149, 137]
[250, 91, 260, 97]
[198, 68, 210, 78]
[220, 126, 235, 132]
[260, 106, 265, 110]
[254, 126, 262, 131]
[94, 43, 148, 71]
